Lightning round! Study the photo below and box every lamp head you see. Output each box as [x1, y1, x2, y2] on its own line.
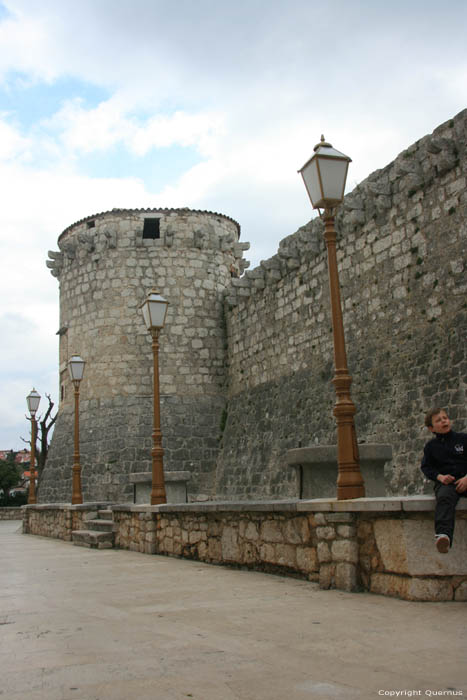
[299, 135, 351, 210]
[26, 388, 41, 417]
[140, 289, 169, 331]
[68, 354, 86, 382]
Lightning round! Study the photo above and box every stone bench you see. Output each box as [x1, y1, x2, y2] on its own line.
[129, 471, 191, 504]
[286, 444, 392, 497]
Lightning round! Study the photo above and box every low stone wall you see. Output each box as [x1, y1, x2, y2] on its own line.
[0, 507, 24, 520]
[23, 503, 111, 541]
[114, 505, 319, 580]
[113, 509, 158, 554]
[23, 497, 467, 601]
[113, 497, 467, 601]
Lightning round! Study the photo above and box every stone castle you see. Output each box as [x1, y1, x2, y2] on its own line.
[39, 109, 467, 504]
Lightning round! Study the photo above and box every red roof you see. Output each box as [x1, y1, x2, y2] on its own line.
[0, 450, 31, 463]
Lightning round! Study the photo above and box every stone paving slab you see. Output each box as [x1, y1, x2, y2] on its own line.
[1, 520, 466, 700]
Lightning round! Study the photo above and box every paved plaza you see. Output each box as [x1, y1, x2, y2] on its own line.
[1, 520, 466, 700]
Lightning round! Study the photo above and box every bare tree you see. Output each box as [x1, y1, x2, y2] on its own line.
[22, 394, 58, 486]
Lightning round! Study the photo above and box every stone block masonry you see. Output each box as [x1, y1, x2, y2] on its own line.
[0, 507, 24, 520]
[217, 109, 467, 500]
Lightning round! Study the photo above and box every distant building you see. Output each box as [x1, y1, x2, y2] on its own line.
[0, 449, 31, 464]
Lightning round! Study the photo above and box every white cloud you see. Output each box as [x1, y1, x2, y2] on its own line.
[45, 98, 226, 158]
[0, 114, 31, 160]
[0, 8, 55, 82]
[129, 111, 226, 157]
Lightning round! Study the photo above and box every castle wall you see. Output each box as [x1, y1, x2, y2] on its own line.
[40, 209, 247, 503]
[216, 110, 467, 499]
[40, 111, 467, 506]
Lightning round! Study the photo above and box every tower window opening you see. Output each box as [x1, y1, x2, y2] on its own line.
[143, 218, 161, 239]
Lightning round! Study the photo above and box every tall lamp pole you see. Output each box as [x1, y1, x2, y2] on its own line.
[68, 354, 85, 504]
[140, 290, 169, 505]
[299, 136, 365, 499]
[26, 388, 41, 504]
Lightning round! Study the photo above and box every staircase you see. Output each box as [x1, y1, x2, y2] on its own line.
[72, 509, 114, 549]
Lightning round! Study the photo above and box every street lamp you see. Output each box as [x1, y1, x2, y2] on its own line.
[26, 388, 41, 504]
[299, 135, 365, 499]
[68, 354, 85, 504]
[140, 289, 169, 505]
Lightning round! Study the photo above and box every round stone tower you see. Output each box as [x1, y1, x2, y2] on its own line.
[40, 208, 249, 503]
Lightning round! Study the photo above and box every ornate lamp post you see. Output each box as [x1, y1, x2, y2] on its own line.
[26, 388, 41, 504]
[299, 136, 365, 499]
[68, 354, 85, 504]
[140, 290, 169, 505]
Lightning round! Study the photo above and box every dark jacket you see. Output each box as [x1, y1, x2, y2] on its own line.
[421, 430, 467, 482]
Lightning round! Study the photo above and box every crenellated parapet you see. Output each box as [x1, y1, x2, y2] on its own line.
[224, 109, 467, 307]
[46, 207, 246, 280]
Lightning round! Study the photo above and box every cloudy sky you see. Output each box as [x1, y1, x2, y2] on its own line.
[1, 0, 466, 451]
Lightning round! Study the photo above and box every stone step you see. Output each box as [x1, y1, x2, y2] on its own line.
[72, 530, 114, 549]
[84, 519, 114, 532]
[98, 509, 113, 520]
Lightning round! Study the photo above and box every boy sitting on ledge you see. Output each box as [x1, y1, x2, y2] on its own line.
[421, 408, 467, 553]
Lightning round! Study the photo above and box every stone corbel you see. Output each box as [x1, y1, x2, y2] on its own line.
[104, 229, 117, 249]
[46, 250, 64, 278]
[61, 242, 76, 260]
[77, 232, 95, 253]
[193, 228, 207, 249]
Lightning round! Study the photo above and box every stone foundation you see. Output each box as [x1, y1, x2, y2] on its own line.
[23, 497, 467, 601]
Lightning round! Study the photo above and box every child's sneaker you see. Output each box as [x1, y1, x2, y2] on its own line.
[435, 534, 450, 553]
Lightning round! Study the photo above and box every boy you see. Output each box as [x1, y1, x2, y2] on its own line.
[421, 408, 467, 553]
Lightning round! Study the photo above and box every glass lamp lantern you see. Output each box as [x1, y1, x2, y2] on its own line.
[140, 290, 169, 331]
[68, 354, 86, 382]
[298, 135, 351, 210]
[26, 388, 41, 417]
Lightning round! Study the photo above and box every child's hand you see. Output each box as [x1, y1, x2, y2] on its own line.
[437, 474, 455, 485]
[454, 475, 467, 493]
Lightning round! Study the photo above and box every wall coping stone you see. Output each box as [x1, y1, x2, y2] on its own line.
[108, 496, 467, 514]
[23, 502, 112, 511]
[28, 497, 467, 516]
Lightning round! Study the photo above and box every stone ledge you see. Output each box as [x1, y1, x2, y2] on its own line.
[24, 502, 112, 511]
[108, 496, 467, 515]
[400, 495, 467, 511]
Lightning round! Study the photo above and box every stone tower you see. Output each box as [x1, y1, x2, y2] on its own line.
[40, 208, 249, 503]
